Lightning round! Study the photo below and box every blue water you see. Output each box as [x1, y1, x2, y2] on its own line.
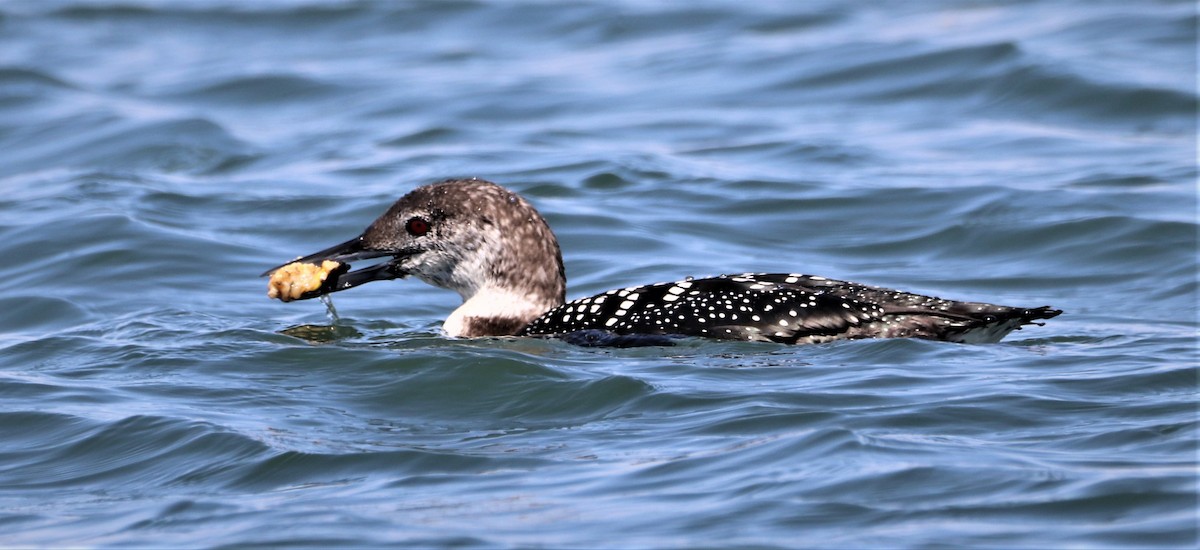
[0, 1, 1196, 547]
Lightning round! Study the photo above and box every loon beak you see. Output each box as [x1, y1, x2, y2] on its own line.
[261, 235, 416, 299]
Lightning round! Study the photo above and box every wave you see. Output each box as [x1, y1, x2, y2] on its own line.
[0, 413, 269, 490]
[0, 116, 253, 177]
[157, 74, 345, 105]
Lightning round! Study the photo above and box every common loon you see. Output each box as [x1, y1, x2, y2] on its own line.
[264, 178, 1061, 345]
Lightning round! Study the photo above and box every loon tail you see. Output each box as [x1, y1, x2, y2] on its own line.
[943, 305, 1062, 344]
[1019, 305, 1063, 325]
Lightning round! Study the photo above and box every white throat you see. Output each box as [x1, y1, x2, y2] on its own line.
[442, 285, 554, 337]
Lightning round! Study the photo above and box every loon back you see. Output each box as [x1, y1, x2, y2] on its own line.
[520, 273, 1061, 345]
[264, 178, 1061, 345]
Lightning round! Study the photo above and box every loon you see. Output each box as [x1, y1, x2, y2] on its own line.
[264, 178, 1061, 346]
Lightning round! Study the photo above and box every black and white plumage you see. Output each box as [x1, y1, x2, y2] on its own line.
[522, 273, 1059, 345]
[265, 178, 1061, 345]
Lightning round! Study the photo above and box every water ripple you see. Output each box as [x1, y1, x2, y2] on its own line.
[0, 1, 1194, 548]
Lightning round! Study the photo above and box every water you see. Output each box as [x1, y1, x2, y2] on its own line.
[0, 0, 1196, 547]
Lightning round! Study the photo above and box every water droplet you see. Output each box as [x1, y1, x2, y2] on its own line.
[320, 294, 340, 322]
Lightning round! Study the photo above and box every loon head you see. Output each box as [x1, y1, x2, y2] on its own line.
[266, 178, 566, 337]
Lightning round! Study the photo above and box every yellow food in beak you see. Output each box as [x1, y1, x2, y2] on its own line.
[267, 260, 343, 302]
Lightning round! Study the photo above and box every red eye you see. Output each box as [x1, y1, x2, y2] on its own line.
[405, 217, 430, 236]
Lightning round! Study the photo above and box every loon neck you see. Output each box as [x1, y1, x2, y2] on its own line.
[433, 186, 567, 337]
[443, 284, 562, 337]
